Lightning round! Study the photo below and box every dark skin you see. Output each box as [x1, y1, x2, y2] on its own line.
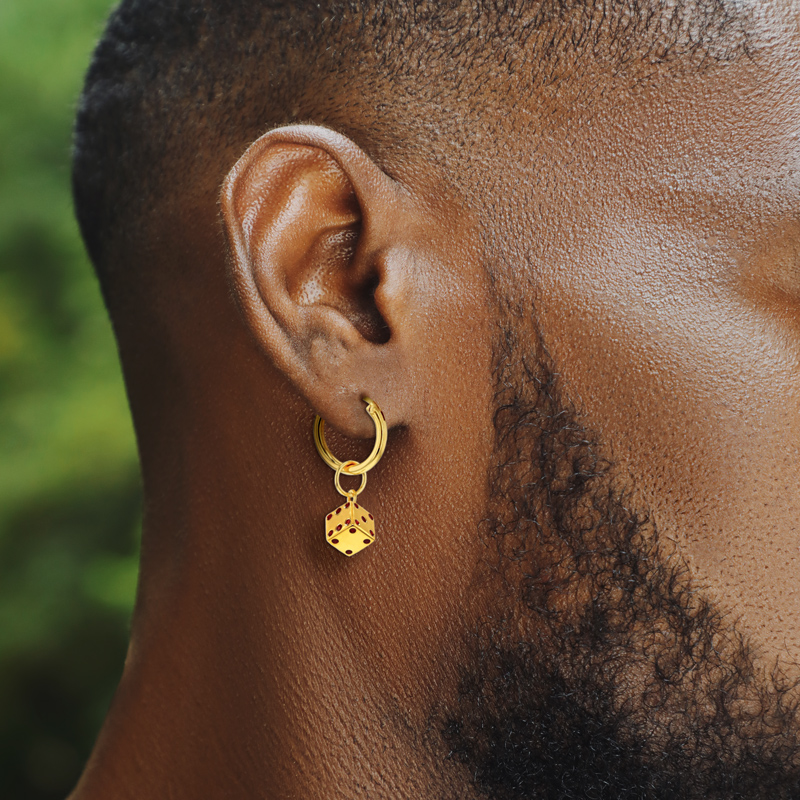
[72, 3, 800, 797]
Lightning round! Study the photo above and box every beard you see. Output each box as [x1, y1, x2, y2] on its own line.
[439, 304, 800, 799]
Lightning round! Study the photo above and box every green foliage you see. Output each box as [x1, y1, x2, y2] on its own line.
[0, 1, 141, 797]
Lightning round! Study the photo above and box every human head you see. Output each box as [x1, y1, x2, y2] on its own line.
[72, 1, 800, 797]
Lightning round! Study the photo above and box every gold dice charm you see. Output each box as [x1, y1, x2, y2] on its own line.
[325, 497, 375, 557]
[314, 398, 387, 558]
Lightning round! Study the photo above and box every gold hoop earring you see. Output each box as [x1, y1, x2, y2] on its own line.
[313, 397, 387, 557]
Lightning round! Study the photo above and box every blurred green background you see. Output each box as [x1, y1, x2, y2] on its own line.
[0, 1, 141, 797]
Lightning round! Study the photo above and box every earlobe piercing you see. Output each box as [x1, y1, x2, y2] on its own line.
[313, 397, 387, 557]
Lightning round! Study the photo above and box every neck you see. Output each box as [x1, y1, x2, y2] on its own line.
[70, 428, 486, 799]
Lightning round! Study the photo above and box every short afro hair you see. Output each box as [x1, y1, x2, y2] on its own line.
[72, 0, 749, 303]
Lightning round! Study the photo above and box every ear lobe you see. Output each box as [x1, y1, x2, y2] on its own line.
[220, 125, 408, 437]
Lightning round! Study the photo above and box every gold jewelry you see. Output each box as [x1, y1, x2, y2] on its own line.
[313, 397, 387, 557]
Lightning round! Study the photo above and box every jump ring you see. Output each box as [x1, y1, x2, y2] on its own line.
[334, 460, 368, 497]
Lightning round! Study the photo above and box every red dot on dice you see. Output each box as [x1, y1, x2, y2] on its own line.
[345, 519, 350, 525]
[336, 507, 342, 514]
[336, 524, 342, 531]
[346, 550, 353, 555]
[355, 503, 359, 509]
[349, 527, 356, 533]
[363, 539, 370, 544]
[332, 539, 339, 544]
[368, 513, 374, 520]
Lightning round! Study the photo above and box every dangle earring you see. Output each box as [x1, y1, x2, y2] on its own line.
[313, 397, 387, 557]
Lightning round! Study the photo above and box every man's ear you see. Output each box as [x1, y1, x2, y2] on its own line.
[221, 125, 413, 437]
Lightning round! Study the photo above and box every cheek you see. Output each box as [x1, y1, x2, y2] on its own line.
[533, 224, 800, 667]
